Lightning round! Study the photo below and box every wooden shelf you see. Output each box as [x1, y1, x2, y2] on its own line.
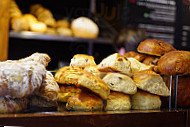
[0, 109, 187, 127]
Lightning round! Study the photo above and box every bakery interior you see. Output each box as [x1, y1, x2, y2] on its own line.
[0, 0, 190, 127]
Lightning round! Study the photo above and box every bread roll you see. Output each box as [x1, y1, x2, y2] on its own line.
[137, 39, 176, 56]
[46, 27, 57, 35]
[55, 66, 84, 85]
[133, 70, 170, 96]
[78, 72, 110, 100]
[11, 16, 29, 31]
[70, 54, 96, 68]
[57, 27, 72, 36]
[0, 97, 28, 113]
[157, 50, 190, 76]
[131, 91, 161, 110]
[97, 53, 132, 76]
[143, 56, 159, 65]
[0, 61, 46, 98]
[56, 19, 70, 28]
[105, 92, 131, 111]
[19, 52, 51, 67]
[9, 0, 22, 18]
[124, 51, 146, 62]
[66, 92, 103, 111]
[103, 73, 137, 95]
[58, 85, 81, 102]
[30, 21, 47, 33]
[71, 17, 99, 38]
[84, 65, 106, 79]
[23, 14, 38, 25]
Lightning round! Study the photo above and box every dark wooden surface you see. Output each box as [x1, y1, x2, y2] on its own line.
[0, 110, 187, 127]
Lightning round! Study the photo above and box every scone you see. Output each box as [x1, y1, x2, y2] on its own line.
[71, 17, 99, 38]
[103, 73, 137, 95]
[58, 85, 81, 103]
[70, 54, 96, 68]
[133, 70, 170, 96]
[84, 65, 106, 79]
[105, 92, 131, 111]
[55, 66, 84, 85]
[97, 53, 132, 76]
[78, 72, 110, 100]
[131, 91, 161, 110]
[137, 39, 176, 56]
[66, 92, 103, 111]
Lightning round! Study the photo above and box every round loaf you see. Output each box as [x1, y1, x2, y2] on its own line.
[137, 39, 176, 56]
[66, 92, 103, 111]
[71, 17, 99, 38]
[105, 92, 131, 111]
[157, 50, 190, 75]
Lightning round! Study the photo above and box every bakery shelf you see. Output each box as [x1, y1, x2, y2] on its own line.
[9, 30, 113, 44]
[0, 109, 187, 127]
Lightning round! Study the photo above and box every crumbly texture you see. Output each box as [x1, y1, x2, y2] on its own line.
[70, 54, 96, 68]
[137, 39, 176, 56]
[105, 92, 131, 111]
[103, 73, 137, 95]
[58, 85, 81, 102]
[131, 91, 161, 110]
[133, 70, 170, 96]
[157, 50, 190, 75]
[97, 53, 132, 76]
[66, 92, 103, 111]
[55, 66, 84, 85]
[0, 61, 46, 98]
[0, 97, 28, 113]
[84, 65, 106, 79]
[78, 72, 110, 100]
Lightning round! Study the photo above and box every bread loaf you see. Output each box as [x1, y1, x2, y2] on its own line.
[137, 39, 176, 56]
[103, 73, 137, 95]
[157, 50, 190, 76]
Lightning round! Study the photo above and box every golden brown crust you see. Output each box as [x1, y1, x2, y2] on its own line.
[78, 72, 110, 100]
[157, 50, 190, 76]
[137, 39, 176, 56]
[56, 20, 70, 28]
[11, 16, 29, 31]
[105, 92, 131, 111]
[55, 66, 84, 85]
[143, 56, 159, 65]
[124, 51, 146, 62]
[66, 92, 103, 111]
[84, 65, 106, 79]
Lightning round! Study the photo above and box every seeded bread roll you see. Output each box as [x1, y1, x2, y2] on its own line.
[66, 92, 103, 111]
[55, 66, 84, 85]
[105, 92, 131, 111]
[103, 73, 137, 95]
[133, 70, 170, 96]
[157, 50, 190, 76]
[71, 17, 99, 38]
[70, 54, 96, 68]
[84, 65, 106, 79]
[58, 85, 81, 103]
[131, 91, 161, 110]
[97, 53, 132, 76]
[137, 39, 176, 56]
[124, 51, 146, 62]
[78, 72, 110, 100]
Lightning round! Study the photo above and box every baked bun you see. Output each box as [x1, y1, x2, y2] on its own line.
[143, 56, 159, 65]
[78, 72, 110, 100]
[133, 70, 170, 96]
[71, 17, 99, 38]
[105, 92, 131, 111]
[102, 73, 137, 95]
[84, 65, 106, 79]
[58, 85, 81, 103]
[30, 21, 47, 33]
[23, 14, 38, 25]
[124, 51, 146, 62]
[57, 27, 72, 36]
[157, 50, 190, 76]
[0, 97, 28, 113]
[11, 16, 29, 31]
[55, 66, 84, 85]
[70, 54, 96, 68]
[131, 91, 161, 110]
[56, 19, 70, 28]
[137, 39, 176, 56]
[127, 58, 153, 74]
[66, 92, 103, 111]
[97, 53, 132, 76]
[45, 27, 57, 35]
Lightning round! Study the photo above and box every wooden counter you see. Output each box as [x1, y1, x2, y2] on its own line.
[0, 110, 187, 127]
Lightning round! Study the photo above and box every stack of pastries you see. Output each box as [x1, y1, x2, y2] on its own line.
[0, 53, 60, 113]
[9, 1, 99, 38]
